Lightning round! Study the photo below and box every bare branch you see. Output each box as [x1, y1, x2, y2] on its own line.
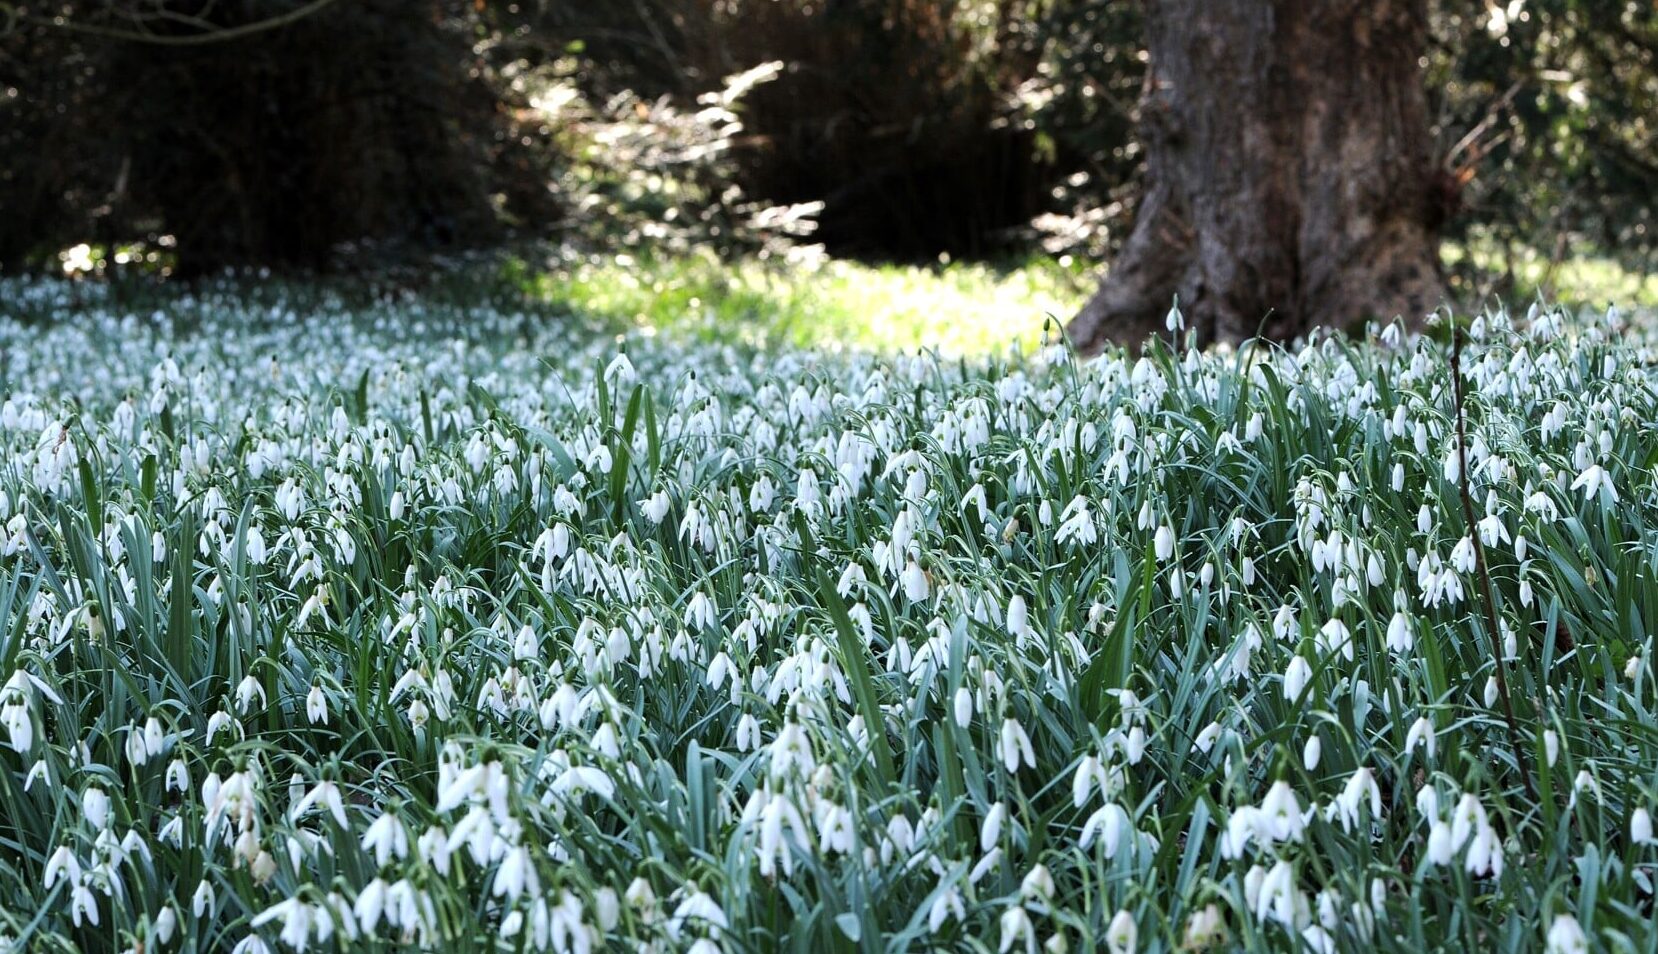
[24, 0, 340, 47]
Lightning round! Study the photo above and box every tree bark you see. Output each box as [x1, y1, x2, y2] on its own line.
[1068, 0, 1448, 352]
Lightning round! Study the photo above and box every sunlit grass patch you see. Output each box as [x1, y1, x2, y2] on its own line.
[517, 243, 1653, 357]
[512, 248, 1088, 354]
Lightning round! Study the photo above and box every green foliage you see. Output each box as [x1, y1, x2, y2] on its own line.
[1431, 1, 1658, 274]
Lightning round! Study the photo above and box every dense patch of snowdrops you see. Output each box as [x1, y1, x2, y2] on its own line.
[0, 277, 1655, 953]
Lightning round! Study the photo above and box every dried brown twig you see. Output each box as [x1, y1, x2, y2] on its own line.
[1450, 319, 1539, 803]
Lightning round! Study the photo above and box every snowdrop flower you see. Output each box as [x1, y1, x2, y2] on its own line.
[1056, 496, 1097, 547]
[292, 779, 350, 829]
[1256, 859, 1298, 927]
[1283, 655, 1312, 701]
[1477, 511, 1510, 548]
[970, 846, 1004, 884]
[1546, 914, 1588, 954]
[355, 878, 389, 933]
[1019, 864, 1055, 904]
[735, 713, 761, 752]
[1006, 594, 1029, 639]
[1000, 718, 1036, 773]
[641, 490, 671, 525]
[1443, 449, 1461, 485]
[1272, 605, 1298, 641]
[513, 624, 539, 661]
[1571, 769, 1600, 807]
[1405, 717, 1436, 759]
[1522, 490, 1560, 524]
[1154, 525, 1175, 562]
[928, 887, 966, 934]
[71, 883, 99, 927]
[998, 905, 1036, 954]
[1633, 808, 1655, 846]
[836, 562, 866, 597]
[251, 899, 315, 951]
[1570, 464, 1617, 504]
[82, 787, 111, 829]
[235, 675, 267, 714]
[1183, 904, 1226, 948]
[166, 757, 190, 793]
[1461, 814, 1504, 877]
[1259, 781, 1307, 844]
[0, 697, 32, 755]
[1385, 611, 1413, 653]
[1080, 803, 1132, 856]
[1072, 754, 1110, 807]
[361, 811, 410, 866]
[1317, 618, 1353, 661]
[1194, 722, 1223, 754]
[982, 802, 1007, 851]
[1106, 909, 1137, 954]
[44, 846, 80, 890]
[126, 725, 151, 766]
[684, 591, 717, 630]
[1425, 820, 1455, 867]
[901, 559, 930, 603]
[1332, 767, 1382, 832]
[1449, 536, 1476, 574]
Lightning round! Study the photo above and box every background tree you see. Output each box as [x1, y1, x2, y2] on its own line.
[1066, 0, 1450, 351]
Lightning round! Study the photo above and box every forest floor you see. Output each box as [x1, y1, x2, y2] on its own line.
[512, 241, 1658, 354]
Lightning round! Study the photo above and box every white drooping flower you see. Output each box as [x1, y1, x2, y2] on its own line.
[1080, 803, 1132, 857]
[1154, 525, 1175, 562]
[1005, 594, 1029, 639]
[1283, 655, 1312, 701]
[998, 904, 1035, 954]
[1633, 808, 1655, 846]
[1106, 909, 1137, 954]
[1385, 611, 1413, 653]
[901, 559, 930, 603]
[82, 787, 111, 830]
[1570, 464, 1617, 505]
[982, 802, 1007, 851]
[291, 779, 350, 829]
[1332, 767, 1382, 832]
[1405, 717, 1436, 759]
[999, 718, 1036, 773]
[1545, 914, 1588, 954]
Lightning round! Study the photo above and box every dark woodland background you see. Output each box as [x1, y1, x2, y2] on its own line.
[2, 0, 1654, 291]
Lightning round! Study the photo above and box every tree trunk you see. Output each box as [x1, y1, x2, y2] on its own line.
[1068, 0, 1449, 352]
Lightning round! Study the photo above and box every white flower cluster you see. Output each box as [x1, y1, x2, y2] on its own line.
[0, 279, 1652, 952]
